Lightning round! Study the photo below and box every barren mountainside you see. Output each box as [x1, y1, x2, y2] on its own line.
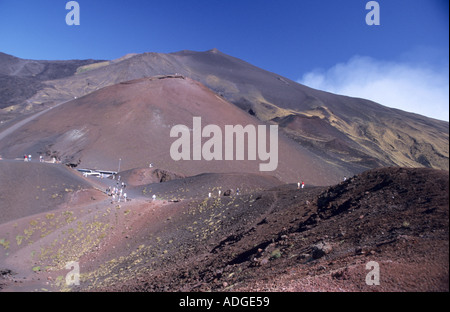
[0, 50, 448, 177]
[0, 165, 447, 292]
[0, 75, 345, 185]
[0, 49, 448, 293]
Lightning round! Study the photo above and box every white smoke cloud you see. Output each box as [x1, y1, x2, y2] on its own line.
[298, 55, 449, 122]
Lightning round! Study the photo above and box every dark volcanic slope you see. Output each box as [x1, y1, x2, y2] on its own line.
[168, 50, 450, 172]
[0, 161, 98, 224]
[1, 50, 447, 175]
[74, 167, 448, 292]
[0, 52, 102, 109]
[0, 165, 447, 292]
[0, 76, 344, 185]
[136, 171, 285, 200]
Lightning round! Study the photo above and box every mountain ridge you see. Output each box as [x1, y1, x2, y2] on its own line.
[0, 75, 343, 185]
[0, 49, 448, 292]
[0, 50, 448, 175]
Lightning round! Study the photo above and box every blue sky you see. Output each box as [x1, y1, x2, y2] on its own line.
[0, 0, 449, 121]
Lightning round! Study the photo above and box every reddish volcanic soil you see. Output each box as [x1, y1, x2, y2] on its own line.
[0, 76, 346, 186]
[99, 167, 448, 292]
[0, 51, 448, 296]
[1, 165, 447, 292]
[0, 160, 101, 224]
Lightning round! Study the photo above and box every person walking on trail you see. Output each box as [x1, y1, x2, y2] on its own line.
[297, 182, 301, 189]
[124, 193, 127, 202]
[152, 194, 156, 200]
[301, 181, 305, 189]
[236, 188, 240, 196]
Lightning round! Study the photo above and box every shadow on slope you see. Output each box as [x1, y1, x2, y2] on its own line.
[40, 166, 447, 292]
[0, 161, 100, 224]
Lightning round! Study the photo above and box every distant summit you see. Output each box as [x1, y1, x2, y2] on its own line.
[208, 48, 221, 53]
